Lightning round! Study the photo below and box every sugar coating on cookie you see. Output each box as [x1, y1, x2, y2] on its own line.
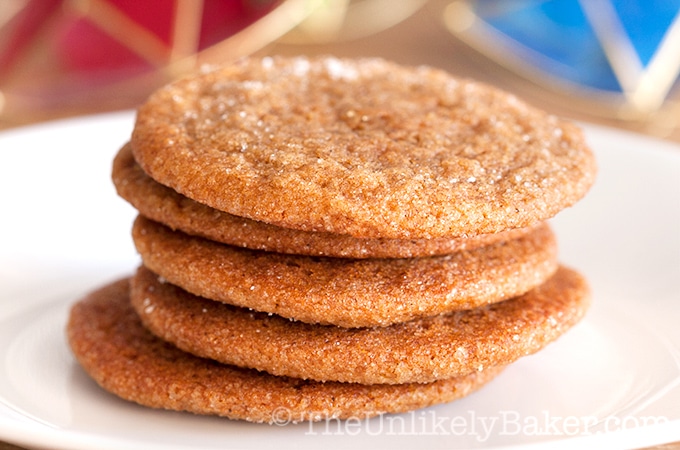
[66, 278, 504, 422]
[132, 215, 559, 327]
[113, 143, 536, 258]
[131, 56, 596, 239]
[130, 265, 590, 384]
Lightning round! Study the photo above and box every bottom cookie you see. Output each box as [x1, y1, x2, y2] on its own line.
[66, 278, 505, 423]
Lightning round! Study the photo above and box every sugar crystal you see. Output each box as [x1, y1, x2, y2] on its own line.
[324, 57, 358, 80]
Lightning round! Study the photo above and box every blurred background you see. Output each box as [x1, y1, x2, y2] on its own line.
[0, 3, 679, 450]
[0, 0, 679, 141]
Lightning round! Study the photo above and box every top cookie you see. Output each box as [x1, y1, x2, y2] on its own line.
[131, 56, 596, 239]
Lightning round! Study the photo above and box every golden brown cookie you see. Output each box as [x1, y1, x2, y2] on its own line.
[131, 56, 596, 239]
[113, 143, 535, 258]
[67, 278, 505, 423]
[130, 265, 589, 384]
[132, 215, 559, 327]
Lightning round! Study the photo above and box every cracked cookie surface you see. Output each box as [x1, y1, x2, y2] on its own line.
[132, 215, 559, 327]
[131, 56, 596, 239]
[67, 278, 505, 422]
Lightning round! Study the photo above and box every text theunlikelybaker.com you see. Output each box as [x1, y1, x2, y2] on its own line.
[270, 408, 669, 441]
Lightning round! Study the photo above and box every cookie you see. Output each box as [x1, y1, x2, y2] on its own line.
[130, 56, 596, 239]
[113, 143, 535, 258]
[67, 278, 505, 423]
[132, 215, 559, 327]
[130, 265, 589, 384]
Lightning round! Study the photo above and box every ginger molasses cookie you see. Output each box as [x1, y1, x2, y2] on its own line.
[131, 56, 596, 239]
[67, 278, 505, 422]
[130, 265, 590, 385]
[113, 143, 535, 258]
[132, 215, 559, 327]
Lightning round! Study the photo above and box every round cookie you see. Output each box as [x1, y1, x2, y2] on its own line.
[131, 56, 596, 239]
[132, 215, 559, 327]
[130, 265, 590, 384]
[67, 278, 505, 423]
[113, 143, 536, 259]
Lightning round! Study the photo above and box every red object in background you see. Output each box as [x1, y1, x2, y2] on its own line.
[0, 0, 62, 78]
[54, 0, 280, 76]
[57, 1, 176, 74]
[0, 0, 292, 125]
[0, 0, 283, 114]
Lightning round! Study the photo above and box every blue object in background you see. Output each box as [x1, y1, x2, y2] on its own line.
[471, 0, 680, 94]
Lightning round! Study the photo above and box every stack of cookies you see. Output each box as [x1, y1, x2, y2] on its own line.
[67, 56, 596, 423]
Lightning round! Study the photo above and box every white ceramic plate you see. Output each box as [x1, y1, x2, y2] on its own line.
[0, 112, 678, 450]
